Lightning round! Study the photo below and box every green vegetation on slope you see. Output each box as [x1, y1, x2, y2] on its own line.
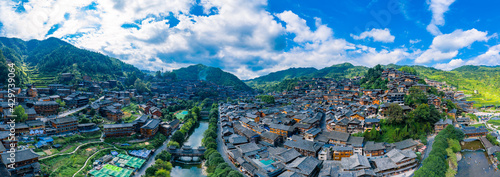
[0, 37, 144, 87]
[246, 63, 368, 93]
[173, 64, 252, 91]
[411, 65, 500, 107]
[247, 67, 317, 83]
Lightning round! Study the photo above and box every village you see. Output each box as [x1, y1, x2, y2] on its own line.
[215, 68, 500, 177]
[0, 68, 499, 177]
[0, 73, 251, 177]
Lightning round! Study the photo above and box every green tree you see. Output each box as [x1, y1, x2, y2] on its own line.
[399, 66, 418, 75]
[386, 103, 404, 124]
[156, 151, 172, 161]
[256, 95, 275, 104]
[404, 87, 428, 107]
[171, 131, 185, 144]
[12, 105, 28, 122]
[154, 168, 170, 177]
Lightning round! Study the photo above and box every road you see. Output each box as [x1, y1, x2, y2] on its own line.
[134, 130, 175, 177]
[72, 147, 112, 177]
[412, 134, 435, 176]
[40, 141, 102, 160]
[53, 96, 105, 118]
[422, 135, 435, 161]
[216, 109, 239, 171]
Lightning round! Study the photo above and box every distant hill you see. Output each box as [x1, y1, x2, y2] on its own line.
[246, 63, 368, 92]
[305, 62, 367, 78]
[246, 67, 317, 83]
[0, 49, 9, 85]
[173, 64, 252, 91]
[247, 62, 500, 106]
[413, 65, 500, 107]
[0, 37, 143, 86]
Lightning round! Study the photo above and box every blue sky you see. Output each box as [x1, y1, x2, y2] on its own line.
[0, 0, 499, 79]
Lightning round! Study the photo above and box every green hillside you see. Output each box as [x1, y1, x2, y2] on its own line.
[173, 64, 252, 91]
[247, 62, 500, 107]
[0, 37, 143, 87]
[246, 63, 368, 92]
[412, 65, 500, 107]
[247, 67, 317, 83]
[306, 62, 367, 78]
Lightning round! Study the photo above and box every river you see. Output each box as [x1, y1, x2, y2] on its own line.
[456, 140, 500, 177]
[170, 121, 208, 177]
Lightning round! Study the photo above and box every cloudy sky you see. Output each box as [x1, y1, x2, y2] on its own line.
[1, 0, 500, 79]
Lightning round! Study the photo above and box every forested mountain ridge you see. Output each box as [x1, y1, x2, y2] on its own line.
[247, 62, 500, 106]
[0, 37, 143, 86]
[172, 64, 252, 91]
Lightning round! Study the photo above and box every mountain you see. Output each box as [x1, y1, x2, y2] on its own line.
[173, 64, 252, 91]
[306, 62, 367, 78]
[0, 37, 143, 87]
[0, 49, 9, 85]
[246, 63, 368, 92]
[414, 65, 500, 107]
[246, 67, 317, 83]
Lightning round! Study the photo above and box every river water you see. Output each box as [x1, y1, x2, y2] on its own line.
[170, 121, 208, 177]
[456, 140, 500, 177]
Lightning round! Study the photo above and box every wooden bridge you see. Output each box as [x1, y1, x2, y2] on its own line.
[167, 145, 206, 158]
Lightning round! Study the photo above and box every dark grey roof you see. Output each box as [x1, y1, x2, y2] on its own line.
[0, 143, 5, 152]
[1, 149, 39, 164]
[305, 128, 321, 136]
[487, 146, 500, 155]
[286, 156, 321, 176]
[141, 119, 161, 130]
[317, 131, 350, 143]
[260, 131, 280, 141]
[0, 131, 9, 139]
[269, 123, 294, 132]
[346, 136, 364, 147]
[284, 138, 323, 153]
[26, 120, 44, 127]
[435, 119, 453, 125]
[237, 142, 261, 155]
[51, 117, 78, 124]
[103, 123, 134, 129]
[341, 154, 371, 170]
[229, 134, 248, 144]
[34, 101, 58, 106]
[269, 147, 301, 164]
[364, 141, 386, 151]
[393, 139, 418, 150]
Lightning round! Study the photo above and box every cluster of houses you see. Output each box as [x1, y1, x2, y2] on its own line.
[102, 115, 180, 139]
[215, 68, 486, 177]
[219, 103, 421, 177]
[149, 79, 253, 101]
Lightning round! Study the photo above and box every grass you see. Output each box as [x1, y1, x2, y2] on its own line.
[487, 120, 500, 126]
[40, 143, 111, 177]
[121, 103, 141, 123]
[470, 123, 486, 128]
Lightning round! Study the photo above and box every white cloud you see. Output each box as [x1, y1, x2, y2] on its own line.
[426, 0, 456, 35]
[409, 39, 421, 44]
[350, 28, 395, 43]
[465, 44, 500, 66]
[415, 29, 492, 64]
[276, 11, 332, 43]
[0, 0, 413, 80]
[433, 59, 464, 70]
